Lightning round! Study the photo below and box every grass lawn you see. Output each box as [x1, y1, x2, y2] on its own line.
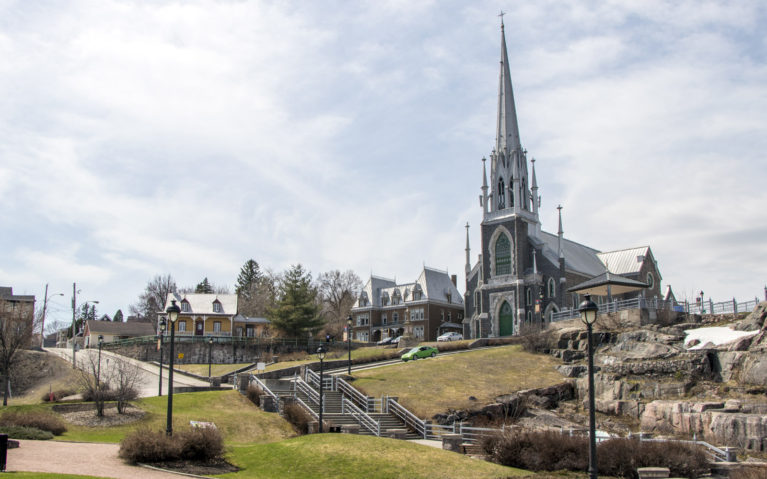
[219, 433, 526, 479]
[176, 363, 252, 377]
[352, 344, 564, 418]
[52, 390, 294, 444]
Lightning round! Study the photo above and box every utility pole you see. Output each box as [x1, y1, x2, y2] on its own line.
[41, 284, 49, 347]
[71, 282, 77, 368]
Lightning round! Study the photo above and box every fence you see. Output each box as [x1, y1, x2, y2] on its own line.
[551, 296, 759, 322]
[342, 398, 381, 436]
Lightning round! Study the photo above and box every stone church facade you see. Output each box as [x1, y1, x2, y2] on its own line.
[463, 23, 663, 339]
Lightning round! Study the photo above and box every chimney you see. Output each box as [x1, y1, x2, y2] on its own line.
[451, 274, 457, 286]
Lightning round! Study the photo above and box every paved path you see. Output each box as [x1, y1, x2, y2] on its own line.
[46, 348, 212, 398]
[7, 440, 184, 478]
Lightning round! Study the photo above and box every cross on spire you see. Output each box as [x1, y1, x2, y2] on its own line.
[499, 10, 505, 27]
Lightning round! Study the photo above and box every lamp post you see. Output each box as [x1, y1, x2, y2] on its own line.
[699, 291, 705, 314]
[208, 337, 214, 379]
[347, 316, 353, 375]
[317, 345, 326, 433]
[96, 335, 104, 389]
[578, 294, 599, 479]
[165, 300, 181, 436]
[158, 318, 166, 396]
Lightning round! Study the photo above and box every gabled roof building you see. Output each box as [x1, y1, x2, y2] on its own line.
[464, 21, 663, 339]
[351, 267, 464, 343]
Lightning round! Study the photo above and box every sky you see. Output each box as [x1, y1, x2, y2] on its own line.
[1, 0, 766, 329]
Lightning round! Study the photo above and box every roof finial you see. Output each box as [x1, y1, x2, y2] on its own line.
[499, 10, 505, 28]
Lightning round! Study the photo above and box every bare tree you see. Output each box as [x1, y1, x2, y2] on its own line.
[316, 270, 362, 337]
[129, 274, 177, 328]
[76, 352, 140, 416]
[0, 298, 35, 406]
[112, 357, 140, 413]
[76, 351, 110, 416]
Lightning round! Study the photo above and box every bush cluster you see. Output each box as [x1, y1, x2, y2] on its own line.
[246, 384, 263, 407]
[41, 389, 77, 402]
[81, 387, 120, 402]
[0, 411, 67, 435]
[482, 431, 710, 479]
[435, 341, 470, 353]
[0, 425, 54, 440]
[730, 467, 767, 479]
[119, 426, 225, 464]
[282, 403, 314, 435]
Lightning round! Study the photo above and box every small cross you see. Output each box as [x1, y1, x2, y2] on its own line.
[499, 10, 505, 26]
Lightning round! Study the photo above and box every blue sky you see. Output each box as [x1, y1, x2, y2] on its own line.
[1, 0, 766, 327]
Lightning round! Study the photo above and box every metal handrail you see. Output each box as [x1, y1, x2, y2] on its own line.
[295, 377, 319, 405]
[337, 377, 370, 411]
[249, 374, 278, 400]
[387, 397, 426, 438]
[294, 396, 319, 421]
[305, 368, 320, 389]
[342, 398, 380, 436]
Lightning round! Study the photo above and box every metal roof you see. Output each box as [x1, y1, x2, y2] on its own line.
[596, 246, 651, 276]
[163, 293, 238, 315]
[85, 320, 156, 336]
[354, 267, 463, 308]
[567, 271, 649, 296]
[539, 231, 605, 277]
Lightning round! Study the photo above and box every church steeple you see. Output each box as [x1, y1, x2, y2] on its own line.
[487, 18, 531, 216]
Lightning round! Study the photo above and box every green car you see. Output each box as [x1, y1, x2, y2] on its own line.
[401, 345, 438, 361]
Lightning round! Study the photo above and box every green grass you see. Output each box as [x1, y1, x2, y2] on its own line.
[219, 433, 526, 479]
[176, 363, 251, 376]
[352, 344, 564, 418]
[53, 390, 294, 444]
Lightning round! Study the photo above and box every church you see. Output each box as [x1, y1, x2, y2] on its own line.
[462, 22, 663, 339]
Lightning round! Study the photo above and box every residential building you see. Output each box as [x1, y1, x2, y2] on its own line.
[463, 22, 664, 338]
[0, 287, 35, 347]
[160, 293, 239, 336]
[83, 320, 156, 347]
[350, 267, 464, 342]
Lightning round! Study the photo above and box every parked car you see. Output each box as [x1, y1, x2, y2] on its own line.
[437, 332, 463, 342]
[401, 345, 438, 361]
[390, 335, 403, 345]
[377, 336, 394, 346]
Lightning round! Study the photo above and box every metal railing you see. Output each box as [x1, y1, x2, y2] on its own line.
[635, 435, 731, 462]
[294, 396, 319, 421]
[294, 377, 319, 406]
[387, 397, 426, 439]
[248, 374, 278, 402]
[342, 398, 381, 436]
[337, 377, 370, 412]
[551, 296, 759, 322]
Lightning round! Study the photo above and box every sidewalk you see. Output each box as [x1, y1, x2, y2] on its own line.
[7, 440, 184, 478]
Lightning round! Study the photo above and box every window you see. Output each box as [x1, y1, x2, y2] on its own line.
[458, 312, 463, 320]
[410, 308, 424, 321]
[356, 331, 369, 342]
[497, 178, 506, 209]
[446, 292, 452, 303]
[236, 327, 243, 337]
[381, 293, 389, 306]
[213, 321, 221, 332]
[547, 278, 556, 298]
[382, 313, 387, 325]
[356, 314, 369, 326]
[526, 288, 532, 306]
[178, 321, 187, 332]
[413, 326, 424, 339]
[475, 291, 482, 313]
[509, 175, 514, 207]
[246, 326, 255, 337]
[393, 312, 399, 323]
[181, 301, 191, 312]
[448, 312, 452, 321]
[359, 292, 369, 307]
[413, 286, 423, 301]
[495, 235, 511, 275]
[647, 272, 655, 289]
[213, 301, 222, 313]
[527, 311, 533, 322]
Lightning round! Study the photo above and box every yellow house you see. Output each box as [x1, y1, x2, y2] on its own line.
[161, 293, 239, 337]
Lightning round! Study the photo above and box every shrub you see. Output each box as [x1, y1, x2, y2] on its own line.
[730, 467, 767, 479]
[41, 389, 77, 402]
[282, 403, 314, 435]
[518, 323, 554, 353]
[81, 387, 119, 402]
[246, 384, 264, 407]
[176, 426, 225, 461]
[0, 411, 67, 435]
[0, 425, 54, 440]
[119, 427, 180, 463]
[435, 341, 470, 353]
[482, 431, 710, 479]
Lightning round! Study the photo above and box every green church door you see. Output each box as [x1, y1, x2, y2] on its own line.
[499, 301, 514, 336]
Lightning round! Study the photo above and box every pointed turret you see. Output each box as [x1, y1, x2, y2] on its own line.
[465, 222, 471, 275]
[481, 157, 489, 217]
[531, 157, 539, 216]
[496, 21, 522, 157]
[557, 205, 564, 259]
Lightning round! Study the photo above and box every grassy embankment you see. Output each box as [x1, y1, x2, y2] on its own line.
[352, 344, 564, 418]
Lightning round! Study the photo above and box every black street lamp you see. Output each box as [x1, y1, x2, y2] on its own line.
[317, 345, 326, 433]
[208, 337, 214, 379]
[96, 335, 104, 389]
[165, 300, 181, 436]
[158, 318, 166, 396]
[578, 294, 599, 479]
[347, 316, 353, 375]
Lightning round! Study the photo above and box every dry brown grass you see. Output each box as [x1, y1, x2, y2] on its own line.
[352, 344, 564, 418]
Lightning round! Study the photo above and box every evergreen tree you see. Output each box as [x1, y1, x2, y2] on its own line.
[195, 277, 214, 294]
[113, 309, 124, 322]
[267, 264, 323, 338]
[235, 259, 262, 298]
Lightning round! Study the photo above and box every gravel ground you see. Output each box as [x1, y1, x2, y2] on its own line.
[7, 440, 186, 478]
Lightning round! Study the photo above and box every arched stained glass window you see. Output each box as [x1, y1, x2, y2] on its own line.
[495, 235, 511, 275]
[497, 178, 506, 209]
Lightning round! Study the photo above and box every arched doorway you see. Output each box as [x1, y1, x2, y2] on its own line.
[499, 301, 514, 336]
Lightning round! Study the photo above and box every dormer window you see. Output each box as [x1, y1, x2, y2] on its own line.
[446, 292, 452, 303]
[181, 300, 191, 313]
[413, 285, 423, 301]
[213, 301, 222, 313]
[381, 292, 389, 306]
[359, 292, 369, 307]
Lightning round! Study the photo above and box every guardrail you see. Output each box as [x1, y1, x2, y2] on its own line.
[294, 396, 319, 421]
[342, 398, 380, 436]
[294, 377, 319, 406]
[248, 374, 278, 402]
[636, 436, 732, 462]
[387, 397, 426, 439]
[337, 377, 370, 412]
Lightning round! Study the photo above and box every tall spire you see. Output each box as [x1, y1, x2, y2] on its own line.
[557, 205, 564, 259]
[465, 222, 471, 275]
[531, 157, 539, 217]
[481, 157, 489, 216]
[496, 22, 522, 158]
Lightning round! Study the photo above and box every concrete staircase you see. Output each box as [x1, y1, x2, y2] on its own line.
[261, 377, 420, 439]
